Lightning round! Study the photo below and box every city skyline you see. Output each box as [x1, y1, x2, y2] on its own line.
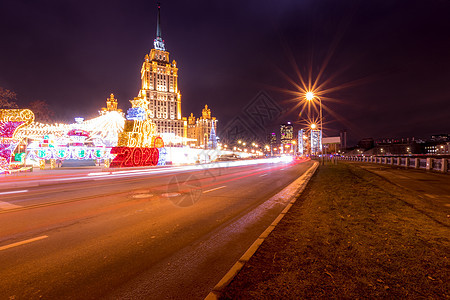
[1, 0, 449, 144]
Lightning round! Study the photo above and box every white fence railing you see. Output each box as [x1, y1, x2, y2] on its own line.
[339, 156, 449, 173]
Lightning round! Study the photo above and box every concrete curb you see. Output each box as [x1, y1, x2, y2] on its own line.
[205, 161, 320, 300]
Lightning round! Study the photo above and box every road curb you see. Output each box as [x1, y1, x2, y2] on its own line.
[205, 161, 319, 300]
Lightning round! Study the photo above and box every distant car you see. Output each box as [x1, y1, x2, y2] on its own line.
[216, 154, 239, 161]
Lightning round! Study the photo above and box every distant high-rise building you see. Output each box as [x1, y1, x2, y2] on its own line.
[298, 129, 304, 155]
[267, 132, 277, 145]
[280, 122, 293, 145]
[311, 130, 322, 154]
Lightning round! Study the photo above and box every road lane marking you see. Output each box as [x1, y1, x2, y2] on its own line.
[161, 193, 181, 198]
[0, 235, 48, 251]
[206, 161, 319, 300]
[259, 174, 268, 177]
[132, 194, 153, 199]
[0, 201, 22, 210]
[424, 194, 437, 199]
[0, 190, 28, 196]
[203, 186, 226, 194]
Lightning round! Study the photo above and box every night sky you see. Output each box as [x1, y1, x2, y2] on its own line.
[1, 0, 449, 145]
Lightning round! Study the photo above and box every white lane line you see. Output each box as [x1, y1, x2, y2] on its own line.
[0, 235, 48, 251]
[0, 190, 28, 196]
[0, 201, 22, 210]
[424, 194, 437, 199]
[259, 174, 268, 177]
[202, 186, 226, 194]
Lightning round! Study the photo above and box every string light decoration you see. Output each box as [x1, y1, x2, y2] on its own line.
[26, 147, 109, 161]
[1, 95, 164, 169]
[16, 107, 126, 167]
[16, 110, 125, 146]
[0, 109, 34, 174]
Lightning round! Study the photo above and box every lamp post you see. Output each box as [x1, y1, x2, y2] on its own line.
[306, 92, 323, 163]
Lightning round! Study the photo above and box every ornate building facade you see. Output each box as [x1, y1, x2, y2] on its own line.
[132, 3, 186, 139]
[187, 105, 217, 148]
[130, 3, 217, 147]
[101, 93, 122, 114]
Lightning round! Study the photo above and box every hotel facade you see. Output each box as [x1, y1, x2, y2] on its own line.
[130, 3, 217, 147]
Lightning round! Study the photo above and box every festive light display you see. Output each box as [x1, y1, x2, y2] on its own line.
[1, 95, 166, 170]
[110, 147, 159, 167]
[14, 108, 126, 168]
[0, 109, 34, 174]
[117, 119, 158, 148]
[126, 107, 146, 121]
[109, 92, 165, 167]
[157, 147, 167, 166]
[110, 118, 163, 167]
[16, 110, 125, 147]
[27, 147, 109, 161]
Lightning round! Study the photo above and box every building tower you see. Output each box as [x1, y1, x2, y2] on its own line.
[135, 2, 186, 139]
[101, 93, 122, 114]
[187, 105, 217, 148]
[280, 122, 294, 145]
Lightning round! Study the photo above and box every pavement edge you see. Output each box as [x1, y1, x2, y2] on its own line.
[205, 161, 320, 300]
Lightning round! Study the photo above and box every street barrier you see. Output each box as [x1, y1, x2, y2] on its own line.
[339, 156, 449, 173]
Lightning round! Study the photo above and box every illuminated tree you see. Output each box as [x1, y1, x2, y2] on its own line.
[0, 87, 18, 108]
[27, 100, 54, 123]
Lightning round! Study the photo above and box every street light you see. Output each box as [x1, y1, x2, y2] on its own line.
[305, 91, 323, 160]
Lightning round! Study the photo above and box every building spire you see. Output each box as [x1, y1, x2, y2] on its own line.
[156, 2, 162, 38]
[153, 2, 165, 51]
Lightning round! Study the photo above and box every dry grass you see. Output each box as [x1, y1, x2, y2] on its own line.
[221, 163, 449, 299]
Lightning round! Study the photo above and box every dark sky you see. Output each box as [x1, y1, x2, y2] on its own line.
[1, 0, 449, 145]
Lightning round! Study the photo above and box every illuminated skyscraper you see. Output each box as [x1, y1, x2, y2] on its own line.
[298, 129, 304, 155]
[311, 130, 322, 154]
[134, 3, 186, 138]
[129, 3, 219, 146]
[280, 122, 293, 145]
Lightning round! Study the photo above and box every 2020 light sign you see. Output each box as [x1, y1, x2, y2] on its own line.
[110, 147, 159, 167]
[110, 116, 164, 167]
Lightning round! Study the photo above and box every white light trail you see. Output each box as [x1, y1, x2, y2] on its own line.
[0, 190, 28, 196]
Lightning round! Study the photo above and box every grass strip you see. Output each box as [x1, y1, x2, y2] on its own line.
[221, 162, 449, 299]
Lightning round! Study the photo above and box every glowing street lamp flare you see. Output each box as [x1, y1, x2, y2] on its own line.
[306, 91, 315, 101]
[311, 123, 317, 129]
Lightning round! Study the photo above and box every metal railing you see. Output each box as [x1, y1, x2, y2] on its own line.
[339, 156, 449, 173]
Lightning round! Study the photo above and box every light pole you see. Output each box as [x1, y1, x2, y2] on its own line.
[306, 91, 323, 163]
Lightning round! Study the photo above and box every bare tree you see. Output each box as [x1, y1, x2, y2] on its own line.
[0, 87, 19, 108]
[28, 100, 55, 123]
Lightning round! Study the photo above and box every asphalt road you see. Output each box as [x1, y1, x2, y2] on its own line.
[0, 158, 314, 299]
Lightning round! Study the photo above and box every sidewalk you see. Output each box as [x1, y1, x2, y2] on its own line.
[221, 162, 449, 299]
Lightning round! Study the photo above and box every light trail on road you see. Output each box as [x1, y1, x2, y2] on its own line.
[0, 158, 313, 299]
[0, 190, 28, 195]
